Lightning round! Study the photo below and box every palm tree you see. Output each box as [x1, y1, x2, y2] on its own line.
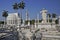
[18, 0, 25, 24]
[18, 1, 25, 9]
[47, 14, 51, 23]
[12, 3, 18, 12]
[2, 10, 8, 25]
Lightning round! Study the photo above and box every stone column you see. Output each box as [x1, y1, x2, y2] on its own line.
[37, 14, 39, 24]
[28, 18, 30, 26]
[35, 19, 36, 28]
[26, 10, 29, 21]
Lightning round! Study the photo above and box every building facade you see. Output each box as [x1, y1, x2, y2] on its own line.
[7, 13, 21, 26]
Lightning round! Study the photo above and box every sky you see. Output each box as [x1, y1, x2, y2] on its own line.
[0, 0, 60, 20]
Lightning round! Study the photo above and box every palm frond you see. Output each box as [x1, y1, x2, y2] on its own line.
[13, 3, 18, 10]
[18, 1, 25, 9]
[2, 10, 8, 17]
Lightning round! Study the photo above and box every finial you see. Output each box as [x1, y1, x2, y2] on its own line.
[26, 9, 29, 20]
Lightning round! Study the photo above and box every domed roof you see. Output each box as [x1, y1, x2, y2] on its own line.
[7, 14, 17, 20]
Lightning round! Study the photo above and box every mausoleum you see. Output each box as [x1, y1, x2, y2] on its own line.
[7, 13, 21, 26]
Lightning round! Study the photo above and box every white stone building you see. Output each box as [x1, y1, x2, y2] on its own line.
[7, 13, 21, 26]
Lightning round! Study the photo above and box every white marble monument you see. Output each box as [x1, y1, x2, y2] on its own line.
[40, 8, 47, 23]
[7, 13, 21, 26]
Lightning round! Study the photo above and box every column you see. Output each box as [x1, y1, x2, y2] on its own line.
[26, 9, 29, 21]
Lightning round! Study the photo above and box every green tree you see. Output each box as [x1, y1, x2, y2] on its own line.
[0, 21, 4, 24]
[18, 1, 25, 9]
[18, 0, 25, 24]
[52, 13, 57, 24]
[25, 20, 28, 24]
[39, 19, 42, 23]
[55, 19, 59, 24]
[47, 14, 51, 18]
[13, 3, 18, 12]
[2, 10, 8, 25]
[30, 20, 35, 25]
[52, 13, 57, 18]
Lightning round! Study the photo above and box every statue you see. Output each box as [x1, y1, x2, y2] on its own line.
[40, 8, 47, 23]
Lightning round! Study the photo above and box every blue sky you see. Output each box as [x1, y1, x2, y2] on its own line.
[0, 0, 60, 20]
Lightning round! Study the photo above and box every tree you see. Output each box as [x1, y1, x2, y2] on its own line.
[52, 13, 57, 24]
[52, 13, 57, 18]
[30, 20, 35, 25]
[39, 19, 42, 23]
[2, 10, 8, 25]
[18, 0, 25, 24]
[55, 19, 59, 24]
[12, 3, 18, 12]
[47, 14, 51, 18]
[0, 21, 4, 24]
[18, 1, 25, 9]
[47, 14, 51, 23]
